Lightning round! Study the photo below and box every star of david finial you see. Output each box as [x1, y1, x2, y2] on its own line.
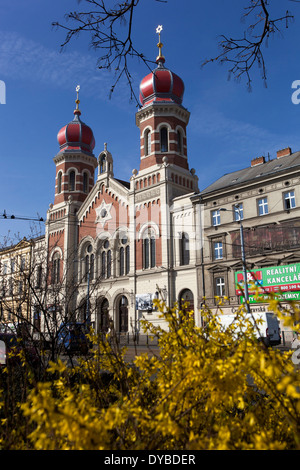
[155, 25, 165, 64]
[74, 85, 81, 114]
[156, 25, 163, 36]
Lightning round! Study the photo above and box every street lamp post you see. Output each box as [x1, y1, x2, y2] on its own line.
[220, 205, 250, 313]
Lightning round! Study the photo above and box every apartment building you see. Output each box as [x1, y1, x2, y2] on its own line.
[200, 147, 300, 340]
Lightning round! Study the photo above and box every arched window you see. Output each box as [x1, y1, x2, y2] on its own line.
[51, 252, 61, 284]
[101, 251, 106, 278]
[84, 244, 94, 281]
[100, 239, 111, 278]
[144, 129, 151, 156]
[120, 246, 124, 276]
[160, 127, 168, 153]
[69, 170, 75, 191]
[97, 298, 109, 332]
[179, 289, 194, 318]
[107, 249, 111, 278]
[79, 299, 91, 323]
[177, 130, 183, 154]
[119, 235, 130, 276]
[119, 295, 128, 332]
[143, 229, 156, 269]
[83, 172, 88, 193]
[99, 154, 106, 174]
[125, 245, 130, 274]
[180, 232, 190, 265]
[57, 171, 62, 194]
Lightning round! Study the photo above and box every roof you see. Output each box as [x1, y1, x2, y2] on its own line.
[115, 178, 130, 189]
[201, 150, 300, 196]
[0, 235, 45, 253]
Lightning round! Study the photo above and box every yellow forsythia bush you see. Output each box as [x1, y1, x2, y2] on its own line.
[19, 300, 300, 450]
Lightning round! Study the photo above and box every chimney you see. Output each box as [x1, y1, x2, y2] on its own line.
[277, 147, 291, 159]
[251, 156, 265, 167]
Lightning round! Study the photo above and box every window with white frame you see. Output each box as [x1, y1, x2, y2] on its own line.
[258, 197, 268, 216]
[234, 203, 243, 221]
[283, 190, 296, 210]
[213, 241, 223, 260]
[215, 277, 225, 297]
[212, 209, 220, 226]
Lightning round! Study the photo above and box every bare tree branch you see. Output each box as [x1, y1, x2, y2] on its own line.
[202, 0, 297, 90]
[52, 0, 160, 105]
[53, 0, 299, 97]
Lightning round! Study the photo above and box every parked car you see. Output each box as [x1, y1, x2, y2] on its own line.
[0, 322, 17, 334]
[0, 333, 19, 366]
[58, 322, 91, 354]
[0, 333, 39, 367]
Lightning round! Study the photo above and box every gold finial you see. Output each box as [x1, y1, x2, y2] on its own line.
[74, 84, 81, 115]
[156, 25, 165, 64]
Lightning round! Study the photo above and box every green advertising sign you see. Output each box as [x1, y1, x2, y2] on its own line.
[235, 262, 300, 303]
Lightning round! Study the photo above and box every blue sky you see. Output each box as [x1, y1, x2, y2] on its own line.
[1, 0, 300, 242]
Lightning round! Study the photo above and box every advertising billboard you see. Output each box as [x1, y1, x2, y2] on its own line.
[235, 262, 300, 303]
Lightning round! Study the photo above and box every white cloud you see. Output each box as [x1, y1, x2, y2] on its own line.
[0, 31, 113, 99]
[190, 102, 300, 161]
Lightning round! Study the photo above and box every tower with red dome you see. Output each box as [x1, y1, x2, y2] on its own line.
[53, 86, 97, 206]
[46, 87, 98, 293]
[136, 25, 191, 174]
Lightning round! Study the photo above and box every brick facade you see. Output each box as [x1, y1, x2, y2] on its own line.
[45, 52, 200, 333]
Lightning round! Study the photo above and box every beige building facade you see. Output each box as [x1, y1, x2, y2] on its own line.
[0, 238, 33, 329]
[200, 147, 300, 343]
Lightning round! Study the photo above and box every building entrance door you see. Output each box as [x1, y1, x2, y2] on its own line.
[179, 289, 194, 319]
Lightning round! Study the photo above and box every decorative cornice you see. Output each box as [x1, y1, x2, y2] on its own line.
[53, 152, 97, 168]
[136, 102, 190, 127]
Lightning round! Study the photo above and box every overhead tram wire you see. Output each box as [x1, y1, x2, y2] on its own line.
[2, 210, 298, 256]
[0, 210, 44, 222]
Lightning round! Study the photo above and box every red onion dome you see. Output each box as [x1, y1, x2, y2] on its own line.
[57, 108, 95, 154]
[139, 59, 185, 108]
